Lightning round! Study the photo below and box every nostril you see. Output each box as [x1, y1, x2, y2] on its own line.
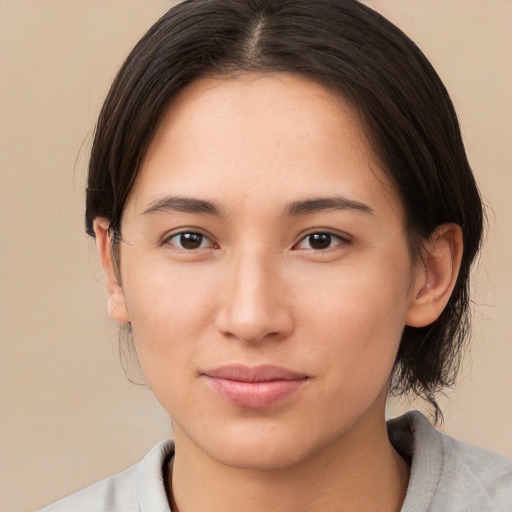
[214, 301, 293, 344]
[213, 258, 293, 343]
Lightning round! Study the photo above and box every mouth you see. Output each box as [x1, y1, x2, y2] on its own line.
[201, 364, 310, 409]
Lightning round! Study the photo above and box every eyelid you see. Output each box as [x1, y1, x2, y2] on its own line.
[292, 230, 352, 251]
[159, 227, 351, 252]
[161, 228, 218, 250]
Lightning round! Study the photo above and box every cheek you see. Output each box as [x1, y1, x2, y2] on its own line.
[120, 239, 414, 409]
[120, 259, 221, 377]
[293, 249, 414, 389]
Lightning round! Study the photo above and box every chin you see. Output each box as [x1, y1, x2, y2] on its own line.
[207, 436, 313, 471]
[184, 412, 351, 472]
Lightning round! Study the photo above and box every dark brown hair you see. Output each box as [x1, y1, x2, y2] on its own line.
[85, 0, 483, 419]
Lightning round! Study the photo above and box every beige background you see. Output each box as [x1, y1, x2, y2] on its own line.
[0, 1, 510, 511]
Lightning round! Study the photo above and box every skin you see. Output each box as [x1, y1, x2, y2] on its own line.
[95, 73, 462, 511]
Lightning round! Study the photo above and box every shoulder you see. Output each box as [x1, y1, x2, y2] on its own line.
[37, 439, 174, 512]
[433, 427, 512, 511]
[388, 411, 512, 511]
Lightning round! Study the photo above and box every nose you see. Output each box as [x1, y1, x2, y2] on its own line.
[214, 252, 294, 344]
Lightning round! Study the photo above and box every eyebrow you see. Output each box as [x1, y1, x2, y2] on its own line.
[284, 196, 374, 216]
[141, 194, 373, 218]
[142, 196, 222, 216]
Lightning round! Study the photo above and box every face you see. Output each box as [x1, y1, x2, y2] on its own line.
[108, 73, 424, 470]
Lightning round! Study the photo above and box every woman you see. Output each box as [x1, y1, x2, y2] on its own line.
[40, 0, 512, 510]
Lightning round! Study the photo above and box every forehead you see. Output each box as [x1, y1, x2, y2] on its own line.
[126, 72, 402, 222]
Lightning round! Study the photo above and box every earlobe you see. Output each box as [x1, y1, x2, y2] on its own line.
[93, 218, 130, 324]
[406, 223, 463, 328]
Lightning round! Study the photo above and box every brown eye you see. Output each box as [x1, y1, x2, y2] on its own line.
[294, 232, 349, 251]
[167, 232, 211, 250]
[308, 233, 332, 250]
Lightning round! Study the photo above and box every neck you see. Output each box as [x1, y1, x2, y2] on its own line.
[169, 403, 409, 512]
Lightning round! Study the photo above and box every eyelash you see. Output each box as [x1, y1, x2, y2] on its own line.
[292, 231, 350, 251]
[164, 230, 350, 252]
[164, 231, 216, 251]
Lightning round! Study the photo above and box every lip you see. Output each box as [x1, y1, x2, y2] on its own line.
[202, 365, 309, 409]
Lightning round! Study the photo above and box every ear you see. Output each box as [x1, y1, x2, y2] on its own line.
[93, 218, 130, 324]
[406, 223, 463, 327]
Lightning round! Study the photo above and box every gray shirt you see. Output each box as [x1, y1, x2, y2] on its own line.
[38, 411, 512, 511]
